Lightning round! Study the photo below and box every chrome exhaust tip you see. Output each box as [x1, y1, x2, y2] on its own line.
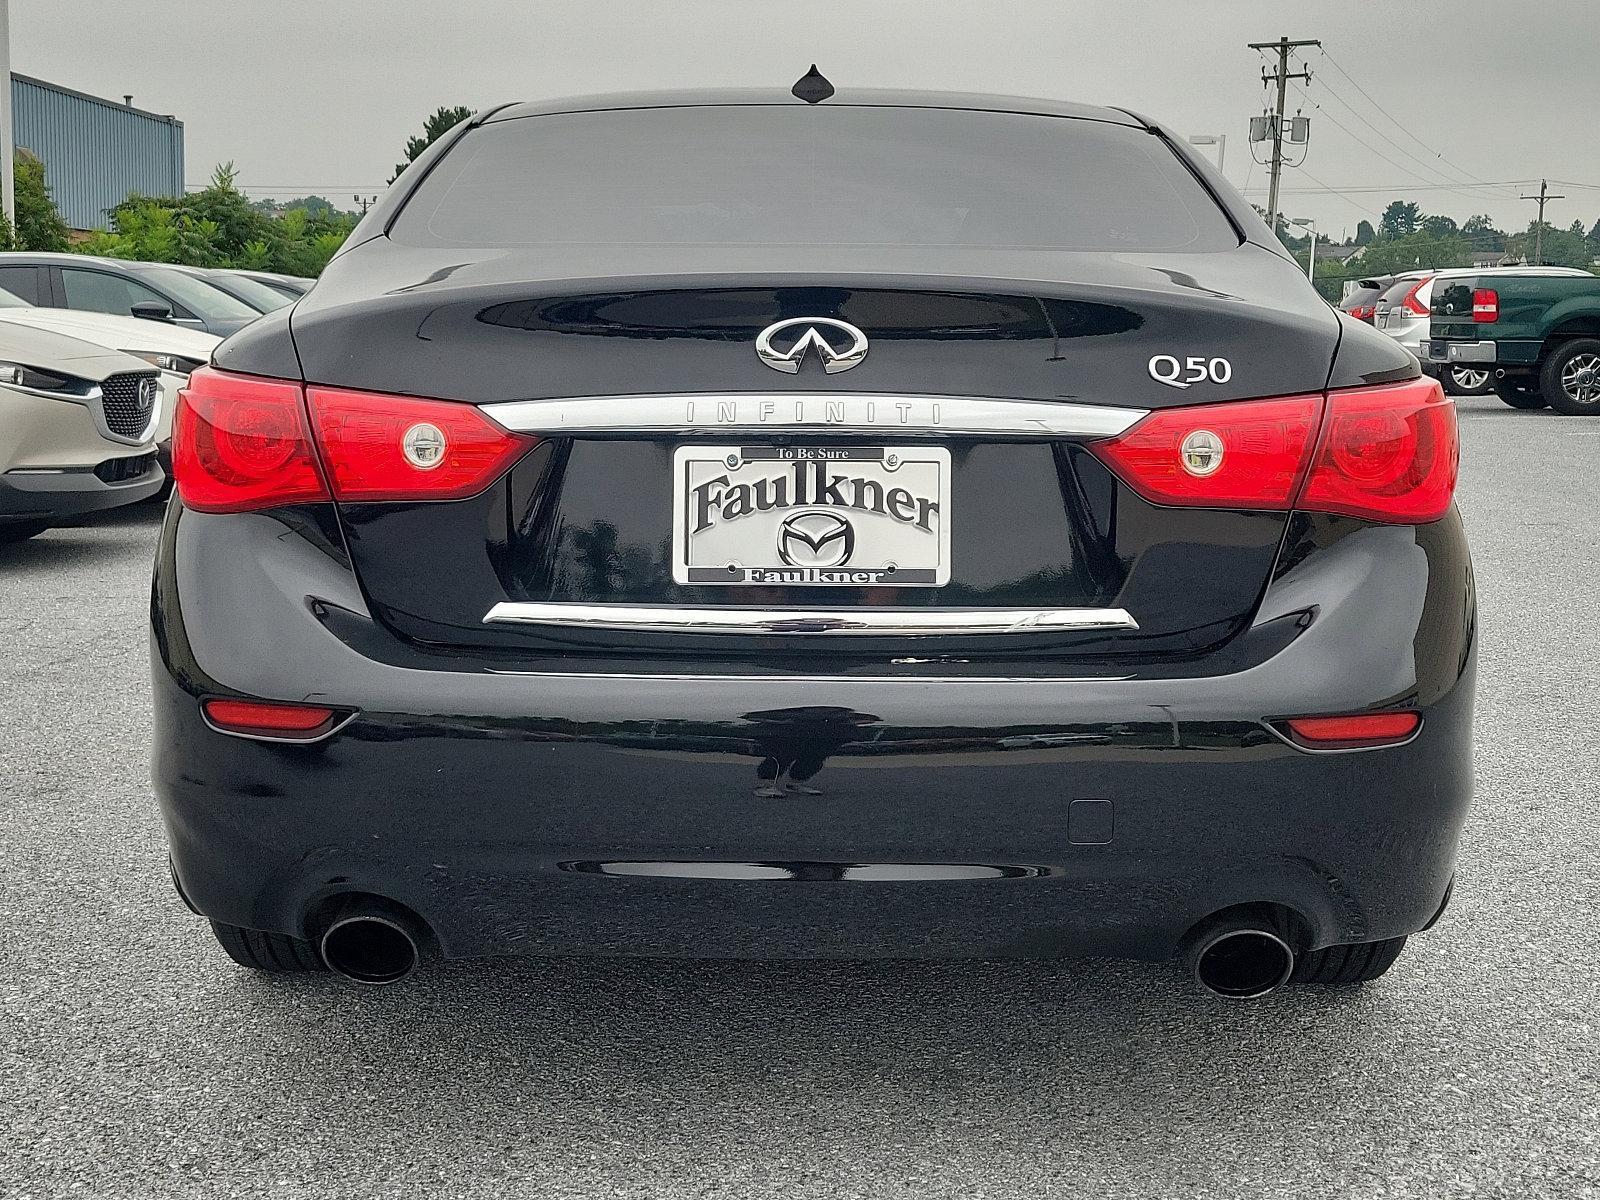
[318, 900, 422, 986]
[1183, 918, 1296, 999]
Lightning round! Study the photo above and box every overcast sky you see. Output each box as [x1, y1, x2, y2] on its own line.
[14, 0, 1600, 239]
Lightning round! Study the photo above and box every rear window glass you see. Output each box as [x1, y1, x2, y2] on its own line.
[1338, 285, 1380, 310]
[1432, 277, 1478, 319]
[392, 106, 1239, 253]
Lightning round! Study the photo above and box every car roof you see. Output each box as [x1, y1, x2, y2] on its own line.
[484, 87, 1145, 129]
[0, 252, 149, 273]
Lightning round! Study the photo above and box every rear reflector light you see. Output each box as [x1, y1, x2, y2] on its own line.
[1282, 712, 1421, 748]
[202, 697, 341, 738]
[1349, 305, 1374, 322]
[174, 368, 329, 513]
[1087, 395, 1322, 509]
[1400, 279, 1430, 317]
[306, 386, 535, 503]
[1089, 377, 1455, 524]
[1472, 288, 1499, 323]
[175, 368, 536, 513]
[1298, 378, 1456, 523]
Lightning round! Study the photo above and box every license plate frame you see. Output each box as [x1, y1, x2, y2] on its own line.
[671, 444, 951, 588]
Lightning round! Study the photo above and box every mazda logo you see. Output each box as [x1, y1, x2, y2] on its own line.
[139, 377, 158, 408]
[777, 511, 855, 568]
[755, 318, 869, 374]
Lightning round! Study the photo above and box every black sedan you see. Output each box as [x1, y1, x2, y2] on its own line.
[152, 77, 1473, 998]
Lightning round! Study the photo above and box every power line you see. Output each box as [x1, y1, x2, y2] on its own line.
[1240, 180, 1541, 194]
[1288, 80, 1514, 208]
[1298, 72, 1518, 203]
[1318, 49, 1511, 196]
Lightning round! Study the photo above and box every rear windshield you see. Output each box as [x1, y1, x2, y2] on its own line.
[392, 106, 1239, 253]
[1432, 276, 1478, 320]
[1338, 285, 1380, 310]
[1376, 277, 1425, 307]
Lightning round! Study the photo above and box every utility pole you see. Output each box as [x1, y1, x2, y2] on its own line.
[1519, 179, 1565, 265]
[354, 194, 378, 218]
[1248, 36, 1320, 234]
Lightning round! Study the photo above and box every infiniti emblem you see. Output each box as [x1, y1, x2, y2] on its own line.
[755, 318, 869, 374]
[776, 511, 856, 568]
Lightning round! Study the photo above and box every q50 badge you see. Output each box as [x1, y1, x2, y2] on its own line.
[1149, 355, 1233, 390]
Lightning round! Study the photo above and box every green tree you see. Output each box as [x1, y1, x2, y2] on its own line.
[1588, 217, 1600, 252]
[1421, 214, 1458, 239]
[391, 105, 473, 183]
[1513, 220, 1593, 268]
[74, 161, 357, 275]
[1351, 231, 1471, 275]
[1354, 219, 1375, 246]
[1379, 200, 1424, 239]
[0, 150, 73, 251]
[1461, 213, 1505, 253]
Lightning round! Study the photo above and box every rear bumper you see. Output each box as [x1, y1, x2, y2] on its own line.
[152, 505, 1477, 962]
[1427, 339, 1497, 365]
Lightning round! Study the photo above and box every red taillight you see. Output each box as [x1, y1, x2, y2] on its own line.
[1282, 712, 1421, 748]
[174, 368, 537, 513]
[1087, 395, 1323, 510]
[1090, 378, 1455, 524]
[1349, 305, 1374, 322]
[1298, 378, 1457, 523]
[202, 697, 341, 738]
[174, 367, 329, 513]
[1472, 288, 1498, 323]
[1400, 279, 1430, 317]
[306, 386, 535, 502]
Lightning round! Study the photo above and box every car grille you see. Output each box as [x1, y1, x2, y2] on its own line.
[94, 452, 157, 484]
[98, 372, 159, 441]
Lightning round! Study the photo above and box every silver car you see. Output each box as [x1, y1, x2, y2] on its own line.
[1374, 266, 1592, 395]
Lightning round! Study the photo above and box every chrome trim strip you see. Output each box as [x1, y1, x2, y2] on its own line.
[481, 393, 1146, 439]
[483, 602, 1138, 636]
[483, 669, 1131, 683]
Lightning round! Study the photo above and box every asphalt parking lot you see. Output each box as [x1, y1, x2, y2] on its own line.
[2, 392, 1597, 1200]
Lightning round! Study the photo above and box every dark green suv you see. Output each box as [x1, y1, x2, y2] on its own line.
[1428, 270, 1600, 414]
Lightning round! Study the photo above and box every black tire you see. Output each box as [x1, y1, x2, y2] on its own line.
[0, 520, 50, 543]
[1493, 378, 1547, 410]
[1444, 364, 1493, 396]
[1541, 337, 1600, 416]
[210, 920, 326, 973]
[1290, 935, 1407, 986]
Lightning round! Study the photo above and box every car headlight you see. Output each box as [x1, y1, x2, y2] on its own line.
[121, 351, 205, 375]
[0, 361, 96, 398]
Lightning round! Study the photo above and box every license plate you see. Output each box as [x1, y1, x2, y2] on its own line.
[672, 445, 951, 587]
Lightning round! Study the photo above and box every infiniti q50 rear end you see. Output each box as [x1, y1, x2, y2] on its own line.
[151, 83, 1473, 995]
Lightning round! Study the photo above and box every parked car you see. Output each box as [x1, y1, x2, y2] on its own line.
[156, 264, 295, 314]
[0, 253, 259, 337]
[1337, 276, 1395, 324]
[1429, 269, 1600, 413]
[0, 323, 164, 541]
[0, 287, 217, 469]
[1376, 267, 1592, 396]
[225, 269, 316, 300]
[153, 83, 1472, 998]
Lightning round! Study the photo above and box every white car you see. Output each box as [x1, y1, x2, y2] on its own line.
[0, 288, 218, 459]
[1373, 266, 1592, 395]
[1, 323, 164, 542]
